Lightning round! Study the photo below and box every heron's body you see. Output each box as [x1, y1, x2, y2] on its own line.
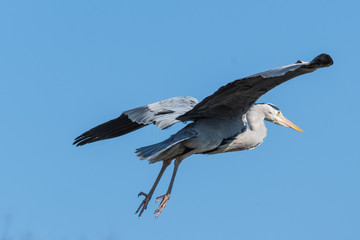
[74, 54, 333, 218]
[137, 104, 268, 163]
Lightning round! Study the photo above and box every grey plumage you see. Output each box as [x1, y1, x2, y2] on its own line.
[73, 54, 333, 218]
[124, 96, 198, 130]
[136, 126, 198, 163]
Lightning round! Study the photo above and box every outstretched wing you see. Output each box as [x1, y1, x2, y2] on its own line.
[177, 54, 333, 122]
[73, 96, 198, 146]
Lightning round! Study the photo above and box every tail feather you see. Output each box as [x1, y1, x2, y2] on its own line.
[136, 130, 197, 163]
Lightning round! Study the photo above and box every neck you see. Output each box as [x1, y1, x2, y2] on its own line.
[246, 105, 268, 141]
[213, 106, 268, 153]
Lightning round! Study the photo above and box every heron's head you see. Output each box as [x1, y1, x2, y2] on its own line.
[259, 103, 304, 132]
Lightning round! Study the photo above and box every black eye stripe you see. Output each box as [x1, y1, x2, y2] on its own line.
[256, 103, 280, 111]
[267, 103, 280, 111]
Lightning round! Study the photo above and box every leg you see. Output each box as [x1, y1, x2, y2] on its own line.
[154, 157, 183, 218]
[135, 160, 171, 218]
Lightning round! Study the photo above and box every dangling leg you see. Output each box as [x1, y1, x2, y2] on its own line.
[154, 157, 183, 218]
[136, 160, 171, 218]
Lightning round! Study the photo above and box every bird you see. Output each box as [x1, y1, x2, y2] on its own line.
[73, 53, 333, 218]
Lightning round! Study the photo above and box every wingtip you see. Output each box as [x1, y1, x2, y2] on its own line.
[73, 136, 89, 147]
[72, 141, 81, 147]
[310, 53, 333, 67]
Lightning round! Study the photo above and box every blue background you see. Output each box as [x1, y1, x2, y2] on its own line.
[1, 0, 359, 239]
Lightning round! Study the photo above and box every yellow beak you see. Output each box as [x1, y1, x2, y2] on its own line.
[280, 116, 304, 133]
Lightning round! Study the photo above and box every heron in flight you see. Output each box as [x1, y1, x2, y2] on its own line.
[74, 54, 333, 218]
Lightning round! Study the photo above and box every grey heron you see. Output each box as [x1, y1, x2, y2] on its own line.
[73, 54, 333, 218]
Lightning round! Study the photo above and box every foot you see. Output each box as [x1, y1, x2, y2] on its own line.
[135, 192, 152, 218]
[154, 193, 171, 218]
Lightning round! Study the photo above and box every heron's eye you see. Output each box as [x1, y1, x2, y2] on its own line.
[277, 111, 281, 115]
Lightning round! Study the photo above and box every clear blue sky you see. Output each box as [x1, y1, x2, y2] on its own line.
[1, 0, 359, 239]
